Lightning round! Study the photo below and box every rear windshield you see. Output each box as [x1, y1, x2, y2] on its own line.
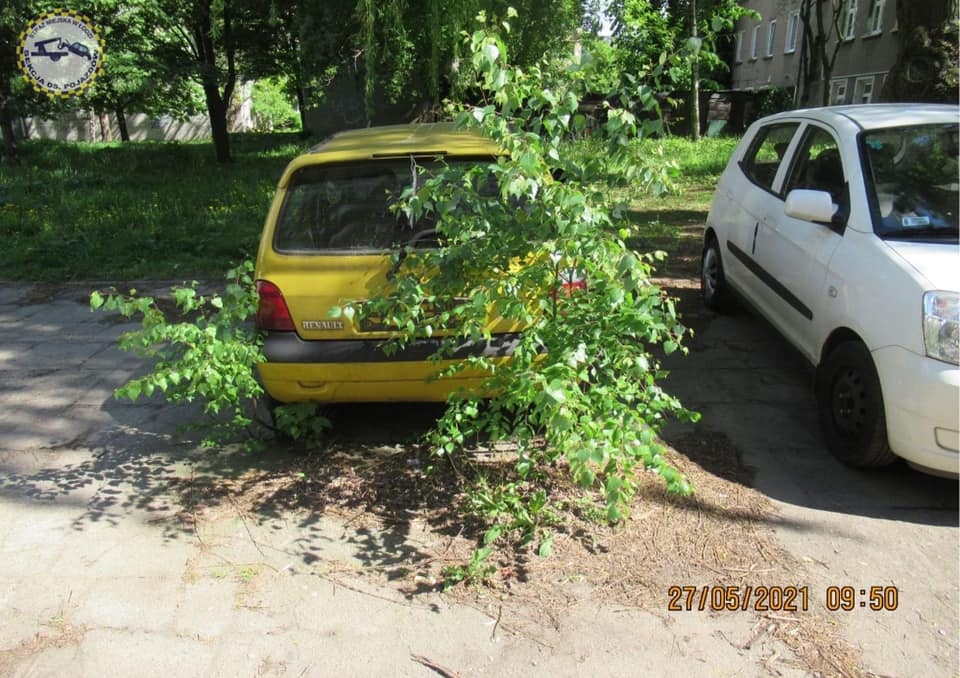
[274, 157, 492, 253]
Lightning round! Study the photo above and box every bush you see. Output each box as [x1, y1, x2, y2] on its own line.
[90, 260, 328, 447]
[346, 12, 698, 570]
[252, 77, 300, 133]
[755, 86, 796, 118]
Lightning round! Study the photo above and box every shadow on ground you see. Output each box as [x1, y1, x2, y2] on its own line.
[660, 283, 958, 529]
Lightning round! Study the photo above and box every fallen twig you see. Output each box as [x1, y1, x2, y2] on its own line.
[410, 654, 460, 678]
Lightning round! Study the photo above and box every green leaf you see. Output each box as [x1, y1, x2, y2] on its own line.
[90, 291, 104, 310]
[544, 380, 566, 403]
[538, 533, 554, 557]
[482, 43, 500, 65]
[484, 525, 502, 545]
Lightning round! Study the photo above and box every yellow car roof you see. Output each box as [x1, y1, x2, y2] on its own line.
[278, 122, 499, 176]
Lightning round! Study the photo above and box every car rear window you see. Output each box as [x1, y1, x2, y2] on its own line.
[274, 157, 492, 253]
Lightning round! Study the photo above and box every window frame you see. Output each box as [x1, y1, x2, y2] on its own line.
[854, 76, 875, 103]
[735, 30, 744, 63]
[830, 79, 848, 105]
[766, 20, 777, 57]
[785, 10, 800, 53]
[842, 0, 858, 40]
[751, 24, 761, 60]
[866, 0, 885, 35]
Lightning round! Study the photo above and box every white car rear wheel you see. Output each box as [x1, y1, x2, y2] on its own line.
[701, 235, 732, 311]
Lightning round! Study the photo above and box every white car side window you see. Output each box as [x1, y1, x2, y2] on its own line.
[783, 127, 847, 206]
[740, 123, 800, 192]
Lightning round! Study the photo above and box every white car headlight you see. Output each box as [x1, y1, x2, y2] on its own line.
[923, 291, 959, 365]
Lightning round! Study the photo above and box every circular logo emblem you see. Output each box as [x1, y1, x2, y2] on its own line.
[17, 9, 104, 99]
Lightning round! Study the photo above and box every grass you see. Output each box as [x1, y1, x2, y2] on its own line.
[0, 133, 738, 282]
[0, 134, 310, 281]
[626, 135, 739, 277]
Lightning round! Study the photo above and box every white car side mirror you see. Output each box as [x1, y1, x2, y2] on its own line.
[784, 189, 837, 223]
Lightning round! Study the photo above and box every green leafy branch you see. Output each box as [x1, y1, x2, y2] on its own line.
[90, 261, 265, 446]
[350, 13, 699, 577]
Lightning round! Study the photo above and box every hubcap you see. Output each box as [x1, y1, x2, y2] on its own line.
[702, 247, 719, 296]
[831, 367, 868, 437]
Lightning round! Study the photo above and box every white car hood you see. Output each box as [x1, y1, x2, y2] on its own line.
[885, 241, 960, 290]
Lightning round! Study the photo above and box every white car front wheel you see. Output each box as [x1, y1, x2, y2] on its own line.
[815, 341, 897, 467]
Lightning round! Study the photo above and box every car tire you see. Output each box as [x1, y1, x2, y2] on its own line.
[815, 341, 897, 467]
[701, 235, 732, 311]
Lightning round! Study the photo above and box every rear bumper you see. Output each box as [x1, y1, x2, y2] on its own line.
[262, 331, 522, 363]
[259, 332, 520, 403]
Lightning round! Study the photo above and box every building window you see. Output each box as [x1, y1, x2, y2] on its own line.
[766, 20, 777, 57]
[735, 31, 744, 62]
[830, 79, 848, 105]
[842, 0, 858, 39]
[751, 24, 761, 60]
[785, 10, 800, 53]
[854, 76, 875, 103]
[867, 0, 885, 34]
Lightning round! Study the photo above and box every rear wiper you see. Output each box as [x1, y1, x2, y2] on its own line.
[386, 228, 438, 280]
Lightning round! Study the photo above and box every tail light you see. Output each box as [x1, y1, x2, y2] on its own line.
[256, 280, 295, 331]
[554, 268, 587, 297]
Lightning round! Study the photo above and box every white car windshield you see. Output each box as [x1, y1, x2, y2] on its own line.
[862, 123, 959, 241]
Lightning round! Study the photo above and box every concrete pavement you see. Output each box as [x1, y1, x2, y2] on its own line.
[0, 282, 806, 677]
[0, 281, 956, 677]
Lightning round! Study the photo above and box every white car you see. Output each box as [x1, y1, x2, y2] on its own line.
[701, 104, 958, 477]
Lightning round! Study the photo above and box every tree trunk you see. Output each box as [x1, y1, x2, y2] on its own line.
[204, 85, 232, 163]
[0, 69, 18, 164]
[880, 0, 959, 103]
[0, 115, 18, 165]
[192, 0, 236, 163]
[796, 0, 844, 106]
[690, 0, 701, 141]
[98, 110, 112, 142]
[116, 108, 130, 142]
[816, 0, 831, 106]
[295, 84, 308, 135]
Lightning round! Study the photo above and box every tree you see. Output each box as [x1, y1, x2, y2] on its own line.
[0, 0, 32, 164]
[87, 1, 203, 142]
[610, 0, 752, 138]
[149, 0, 278, 162]
[795, 0, 846, 106]
[348, 14, 695, 556]
[880, 0, 959, 103]
[335, 0, 584, 124]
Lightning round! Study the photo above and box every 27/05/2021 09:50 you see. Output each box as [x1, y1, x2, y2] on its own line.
[667, 585, 900, 612]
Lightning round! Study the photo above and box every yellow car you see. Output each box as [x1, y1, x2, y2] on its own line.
[254, 123, 526, 403]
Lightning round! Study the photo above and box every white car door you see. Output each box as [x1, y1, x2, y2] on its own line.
[719, 122, 802, 314]
[753, 123, 846, 361]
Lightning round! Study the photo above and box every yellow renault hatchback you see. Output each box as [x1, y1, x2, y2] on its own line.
[254, 123, 523, 403]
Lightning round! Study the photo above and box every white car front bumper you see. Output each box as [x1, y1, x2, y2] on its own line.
[873, 345, 960, 476]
